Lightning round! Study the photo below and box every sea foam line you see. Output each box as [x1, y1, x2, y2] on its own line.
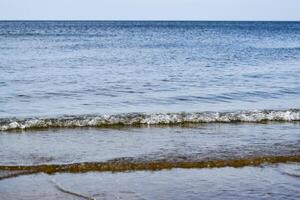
[0, 109, 299, 131]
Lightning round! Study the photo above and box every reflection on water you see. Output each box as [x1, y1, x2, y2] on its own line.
[0, 123, 299, 166]
[1, 163, 300, 200]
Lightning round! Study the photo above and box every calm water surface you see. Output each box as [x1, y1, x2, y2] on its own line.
[1, 164, 300, 200]
[0, 21, 300, 117]
[0, 21, 300, 199]
[0, 123, 299, 166]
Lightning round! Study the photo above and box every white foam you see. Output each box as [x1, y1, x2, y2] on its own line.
[0, 109, 299, 131]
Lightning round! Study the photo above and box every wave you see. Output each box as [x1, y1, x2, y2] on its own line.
[1, 109, 299, 131]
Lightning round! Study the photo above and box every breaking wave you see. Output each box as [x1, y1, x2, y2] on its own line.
[0, 109, 299, 131]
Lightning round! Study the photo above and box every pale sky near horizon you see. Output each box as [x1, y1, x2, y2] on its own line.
[0, 0, 299, 21]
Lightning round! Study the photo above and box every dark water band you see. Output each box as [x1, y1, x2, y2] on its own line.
[1, 155, 300, 175]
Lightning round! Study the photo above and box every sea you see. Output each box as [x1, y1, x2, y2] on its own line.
[0, 21, 300, 200]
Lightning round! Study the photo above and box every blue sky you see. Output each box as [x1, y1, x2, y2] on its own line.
[0, 0, 299, 20]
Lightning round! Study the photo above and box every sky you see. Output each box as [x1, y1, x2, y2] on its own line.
[0, 0, 300, 21]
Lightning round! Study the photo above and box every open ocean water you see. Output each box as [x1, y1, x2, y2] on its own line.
[0, 21, 300, 199]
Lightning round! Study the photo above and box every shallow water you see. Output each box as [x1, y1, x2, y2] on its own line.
[0, 123, 299, 169]
[1, 163, 300, 200]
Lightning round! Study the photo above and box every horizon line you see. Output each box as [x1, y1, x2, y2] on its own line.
[0, 19, 300, 22]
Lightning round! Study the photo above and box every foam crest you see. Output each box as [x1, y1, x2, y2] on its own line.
[1, 109, 299, 131]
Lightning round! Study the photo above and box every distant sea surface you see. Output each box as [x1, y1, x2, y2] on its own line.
[0, 21, 300, 120]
